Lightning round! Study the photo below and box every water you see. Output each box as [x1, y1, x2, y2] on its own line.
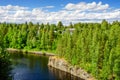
[9, 52, 83, 80]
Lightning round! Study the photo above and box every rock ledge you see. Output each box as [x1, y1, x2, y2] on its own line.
[48, 56, 95, 80]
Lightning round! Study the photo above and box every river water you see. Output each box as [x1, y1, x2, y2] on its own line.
[9, 52, 83, 80]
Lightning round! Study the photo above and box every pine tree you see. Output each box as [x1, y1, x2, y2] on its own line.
[57, 21, 63, 29]
[101, 19, 108, 30]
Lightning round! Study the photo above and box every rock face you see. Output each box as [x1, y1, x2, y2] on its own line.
[48, 56, 95, 80]
[48, 66, 83, 80]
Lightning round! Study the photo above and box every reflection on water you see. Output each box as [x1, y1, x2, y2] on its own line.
[48, 66, 84, 80]
[9, 52, 84, 80]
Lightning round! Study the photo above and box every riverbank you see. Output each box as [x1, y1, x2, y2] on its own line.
[7, 48, 95, 80]
[6, 48, 55, 56]
[48, 56, 95, 80]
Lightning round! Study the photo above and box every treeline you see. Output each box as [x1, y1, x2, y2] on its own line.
[1, 22, 64, 51]
[56, 20, 120, 80]
[0, 20, 120, 79]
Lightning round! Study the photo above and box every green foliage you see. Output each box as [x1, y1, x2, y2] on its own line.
[0, 20, 120, 79]
[55, 20, 120, 79]
[0, 30, 11, 80]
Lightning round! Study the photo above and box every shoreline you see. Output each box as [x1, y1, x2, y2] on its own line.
[48, 56, 95, 80]
[7, 48, 95, 80]
[6, 48, 55, 56]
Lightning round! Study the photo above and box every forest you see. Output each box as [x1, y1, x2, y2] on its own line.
[0, 20, 120, 80]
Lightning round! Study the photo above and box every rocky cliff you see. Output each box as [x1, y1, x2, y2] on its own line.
[48, 56, 95, 80]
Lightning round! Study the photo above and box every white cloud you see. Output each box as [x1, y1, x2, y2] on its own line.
[44, 6, 54, 9]
[0, 5, 28, 11]
[0, 2, 120, 24]
[64, 2, 109, 12]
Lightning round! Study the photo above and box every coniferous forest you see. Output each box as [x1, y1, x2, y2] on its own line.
[0, 20, 120, 80]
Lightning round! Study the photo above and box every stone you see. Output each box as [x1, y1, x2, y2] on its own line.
[48, 56, 95, 80]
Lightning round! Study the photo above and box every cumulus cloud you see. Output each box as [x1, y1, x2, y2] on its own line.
[0, 2, 120, 24]
[64, 2, 109, 11]
[0, 5, 28, 11]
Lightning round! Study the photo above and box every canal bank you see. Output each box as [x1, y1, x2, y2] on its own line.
[9, 50, 83, 80]
[7, 48, 95, 80]
[6, 48, 55, 56]
[48, 56, 95, 80]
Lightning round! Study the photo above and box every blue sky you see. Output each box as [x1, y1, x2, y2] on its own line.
[0, 0, 120, 10]
[0, 0, 120, 24]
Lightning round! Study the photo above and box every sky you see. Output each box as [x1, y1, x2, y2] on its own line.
[0, 0, 120, 24]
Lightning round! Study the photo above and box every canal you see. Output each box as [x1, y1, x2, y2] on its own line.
[9, 52, 83, 80]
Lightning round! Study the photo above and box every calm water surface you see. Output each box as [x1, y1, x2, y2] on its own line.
[9, 52, 83, 80]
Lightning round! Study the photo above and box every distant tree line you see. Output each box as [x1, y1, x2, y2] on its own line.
[0, 20, 120, 80]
